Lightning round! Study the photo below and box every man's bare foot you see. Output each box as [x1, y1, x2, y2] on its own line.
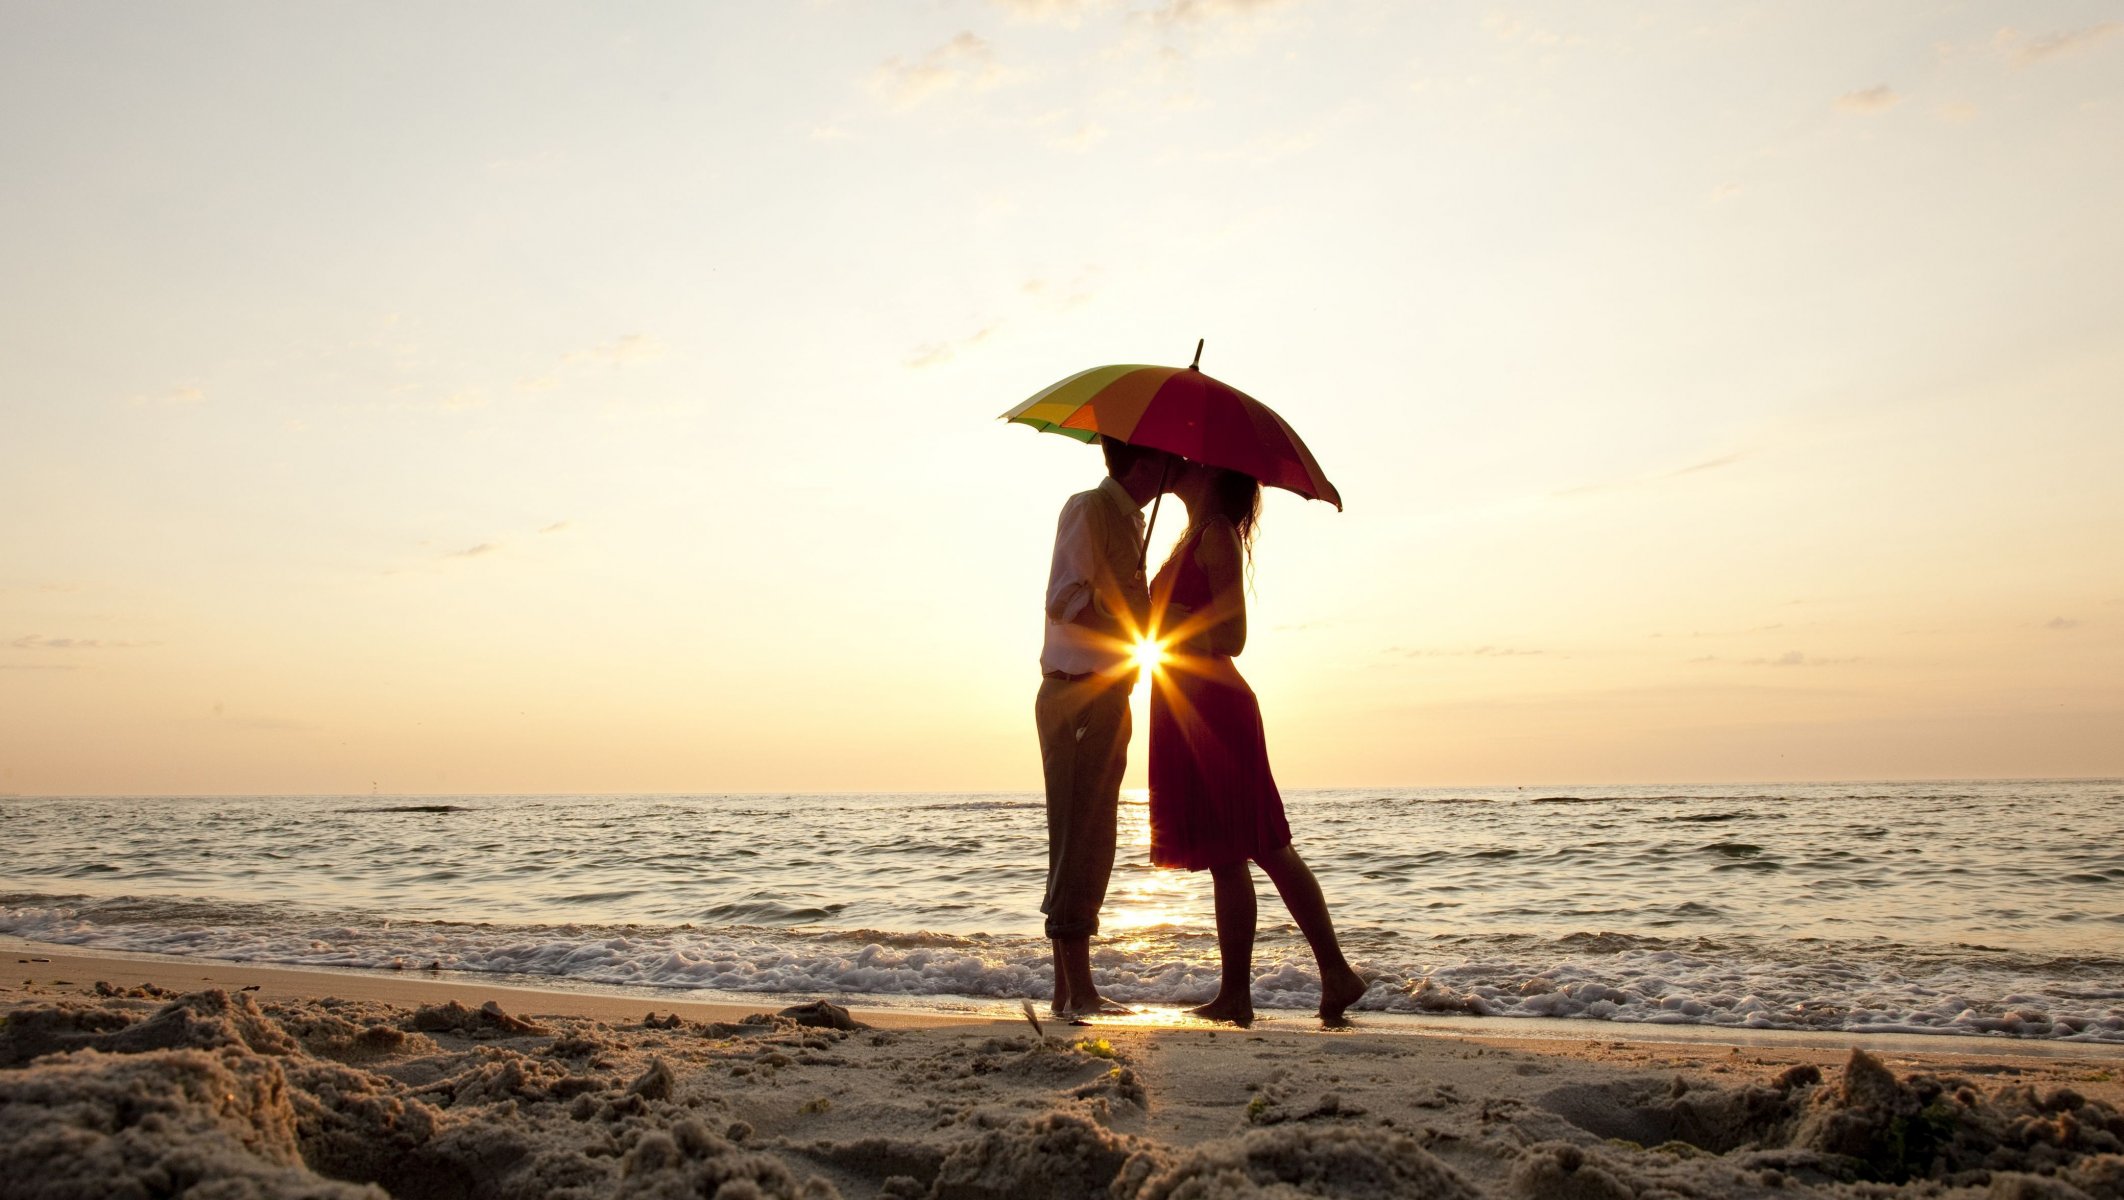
[1186, 996, 1255, 1028]
[1061, 995, 1135, 1019]
[1318, 967, 1369, 1028]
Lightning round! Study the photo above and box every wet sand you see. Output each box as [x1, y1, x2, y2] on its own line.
[5, 943, 2122, 1198]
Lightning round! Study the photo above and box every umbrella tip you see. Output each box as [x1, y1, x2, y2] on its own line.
[1189, 338, 1204, 371]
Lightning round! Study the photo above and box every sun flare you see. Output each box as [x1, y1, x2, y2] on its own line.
[1129, 637, 1167, 673]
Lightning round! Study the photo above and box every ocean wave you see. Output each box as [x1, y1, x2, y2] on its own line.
[4, 892, 2119, 1043]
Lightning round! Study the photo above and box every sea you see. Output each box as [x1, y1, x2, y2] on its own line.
[3, 781, 2120, 1043]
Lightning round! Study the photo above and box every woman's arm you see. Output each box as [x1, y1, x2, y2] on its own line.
[1193, 519, 1247, 657]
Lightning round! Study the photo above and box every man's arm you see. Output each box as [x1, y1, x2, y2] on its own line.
[1046, 492, 1137, 641]
[1044, 494, 1098, 624]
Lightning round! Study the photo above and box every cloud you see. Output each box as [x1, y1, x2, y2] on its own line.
[1835, 85, 1902, 114]
[1200, 126, 1320, 164]
[128, 386, 206, 408]
[1651, 623, 1786, 639]
[906, 323, 1000, 369]
[1019, 268, 1099, 312]
[989, 0, 1117, 23]
[992, 0, 1289, 23]
[1150, 0, 1294, 25]
[223, 716, 313, 732]
[562, 334, 667, 367]
[1395, 645, 1546, 658]
[1049, 123, 1109, 152]
[8, 635, 155, 650]
[447, 543, 500, 559]
[1482, 12, 1568, 46]
[1995, 21, 2122, 65]
[538, 521, 572, 535]
[0, 662, 76, 671]
[1557, 452, 1744, 498]
[2043, 616, 2082, 631]
[876, 33, 1006, 109]
[1749, 650, 1858, 667]
[1665, 453, 1743, 479]
[1688, 650, 1859, 667]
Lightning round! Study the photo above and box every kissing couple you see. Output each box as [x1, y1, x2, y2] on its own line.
[1035, 436, 1368, 1027]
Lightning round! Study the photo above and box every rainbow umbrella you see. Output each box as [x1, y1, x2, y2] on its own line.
[1000, 342, 1342, 511]
[1001, 342, 1341, 572]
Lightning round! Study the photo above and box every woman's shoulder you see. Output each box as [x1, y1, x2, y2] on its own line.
[1189, 516, 1242, 566]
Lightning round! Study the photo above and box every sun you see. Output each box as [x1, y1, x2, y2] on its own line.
[1129, 637, 1167, 673]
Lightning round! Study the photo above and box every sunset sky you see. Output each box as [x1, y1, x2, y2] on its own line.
[4, 1, 2120, 795]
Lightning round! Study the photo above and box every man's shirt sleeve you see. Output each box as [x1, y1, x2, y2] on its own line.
[1044, 493, 1099, 624]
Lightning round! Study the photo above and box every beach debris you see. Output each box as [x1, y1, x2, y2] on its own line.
[1020, 998, 1047, 1042]
[240, 984, 261, 992]
[643, 1010, 684, 1029]
[1071, 1036, 1116, 1059]
[777, 998, 868, 1031]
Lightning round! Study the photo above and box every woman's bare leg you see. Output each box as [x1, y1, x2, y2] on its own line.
[1257, 842, 1368, 1025]
[1187, 860, 1257, 1026]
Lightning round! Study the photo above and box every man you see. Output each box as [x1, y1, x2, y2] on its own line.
[1037, 435, 1172, 1018]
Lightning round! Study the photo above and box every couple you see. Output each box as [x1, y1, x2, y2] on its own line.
[1035, 436, 1367, 1027]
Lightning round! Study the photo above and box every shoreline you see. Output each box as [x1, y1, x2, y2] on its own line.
[7, 940, 2124, 1197]
[10, 937, 2121, 1062]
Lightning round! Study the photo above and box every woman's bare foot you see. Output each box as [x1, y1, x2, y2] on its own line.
[1317, 967, 1369, 1027]
[1186, 995, 1255, 1028]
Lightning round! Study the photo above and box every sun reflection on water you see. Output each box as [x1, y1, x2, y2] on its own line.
[1099, 790, 1205, 933]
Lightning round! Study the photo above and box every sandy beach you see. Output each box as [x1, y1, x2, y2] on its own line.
[7, 944, 2122, 1199]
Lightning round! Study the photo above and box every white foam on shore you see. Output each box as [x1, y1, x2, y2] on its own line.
[4, 893, 2119, 1043]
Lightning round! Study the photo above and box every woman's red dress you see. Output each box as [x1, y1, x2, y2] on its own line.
[1146, 525, 1294, 871]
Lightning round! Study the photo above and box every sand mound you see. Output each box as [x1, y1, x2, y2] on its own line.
[620, 1118, 842, 1199]
[0, 988, 300, 1066]
[406, 999, 551, 1037]
[1785, 1048, 2124, 1187]
[1125, 1124, 1482, 1200]
[8, 987, 2124, 1199]
[0, 1045, 382, 1200]
[929, 1105, 1150, 1200]
[1537, 1064, 1818, 1153]
[1537, 1048, 2124, 1193]
[272, 999, 431, 1062]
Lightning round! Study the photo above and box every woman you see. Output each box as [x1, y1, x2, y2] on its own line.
[1147, 459, 1368, 1027]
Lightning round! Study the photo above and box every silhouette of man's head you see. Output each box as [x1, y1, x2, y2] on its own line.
[1100, 438, 1176, 505]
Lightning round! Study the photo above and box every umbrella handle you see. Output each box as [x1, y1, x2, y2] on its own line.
[1139, 457, 1170, 576]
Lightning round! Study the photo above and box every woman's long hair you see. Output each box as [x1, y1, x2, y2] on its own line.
[1201, 466, 1263, 562]
[1162, 464, 1263, 579]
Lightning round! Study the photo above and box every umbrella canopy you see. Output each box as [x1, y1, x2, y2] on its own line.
[1001, 362, 1342, 510]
